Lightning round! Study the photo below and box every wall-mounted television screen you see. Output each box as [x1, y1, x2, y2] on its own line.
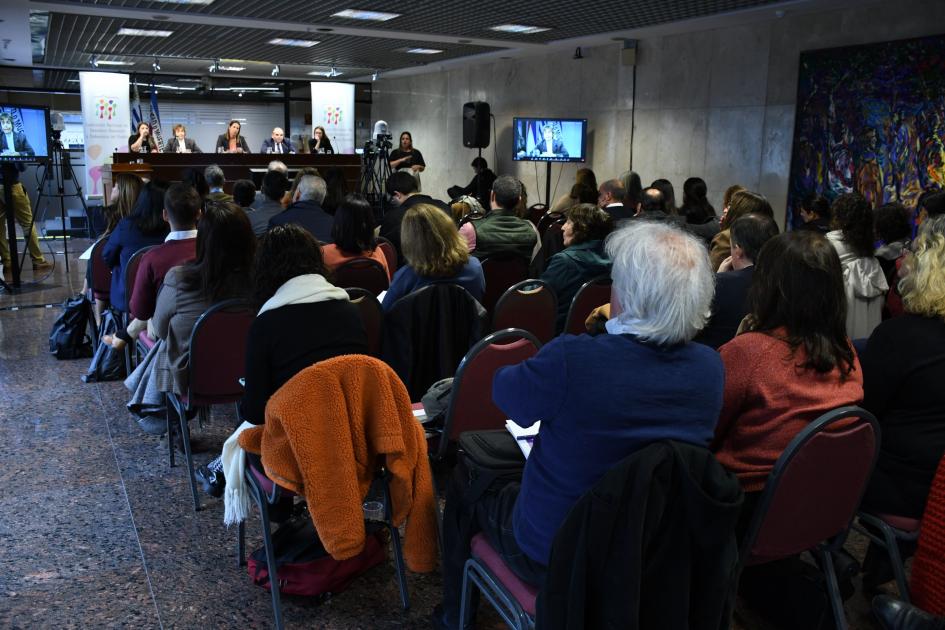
[513, 117, 587, 163]
[0, 104, 51, 163]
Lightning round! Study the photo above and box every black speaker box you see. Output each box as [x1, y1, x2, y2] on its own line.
[463, 101, 490, 148]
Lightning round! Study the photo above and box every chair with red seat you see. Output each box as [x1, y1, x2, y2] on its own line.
[88, 237, 113, 340]
[737, 406, 881, 630]
[375, 236, 398, 276]
[346, 287, 383, 357]
[480, 255, 530, 314]
[462, 532, 538, 630]
[124, 245, 157, 369]
[165, 298, 255, 512]
[334, 257, 389, 296]
[491, 280, 557, 345]
[563, 275, 612, 336]
[855, 512, 921, 603]
[526, 203, 547, 227]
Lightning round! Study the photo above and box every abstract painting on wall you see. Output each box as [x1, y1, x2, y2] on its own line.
[787, 33, 945, 227]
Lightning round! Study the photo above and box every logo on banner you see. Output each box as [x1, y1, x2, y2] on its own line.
[97, 97, 119, 120]
[324, 106, 343, 125]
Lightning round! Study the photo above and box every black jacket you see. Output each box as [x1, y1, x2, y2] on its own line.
[269, 199, 334, 243]
[536, 440, 743, 630]
[694, 266, 753, 350]
[378, 194, 452, 265]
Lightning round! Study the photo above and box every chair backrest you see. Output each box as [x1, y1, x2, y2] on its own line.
[346, 287, 383, 358]
[440, 328, 541, 457]
[334, 257, 390, 296]
[375, 237, 398, 276]
[459, 209, 486, 228]
[527, 203, 548, 226]
[536, 210, 565, 236]
[187, 298, 256, 406]
[124, 245, 157, 313]
[480, 254, 530, 313]
[492, 279, 557, 345]
[740, 406, 880, 565]
[90, 237, 113, 299]
[564, 275, 613, 336]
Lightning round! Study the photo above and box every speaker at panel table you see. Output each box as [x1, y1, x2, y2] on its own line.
[0, 106, 51, 161]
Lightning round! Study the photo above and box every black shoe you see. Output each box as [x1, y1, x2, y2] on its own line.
[431, 604, 473, 630]
[195, 456, 225, 498]
[872, 595, 945, 630]
[138, 414, 168, 436]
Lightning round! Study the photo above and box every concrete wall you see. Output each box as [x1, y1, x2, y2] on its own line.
[371, 0, 945, 226]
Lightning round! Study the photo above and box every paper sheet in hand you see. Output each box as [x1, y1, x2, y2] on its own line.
[505, 419, 540, 459]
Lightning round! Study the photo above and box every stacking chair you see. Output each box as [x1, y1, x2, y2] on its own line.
[88, 237, 113, 340]
[491, 280, 557, 345]
[165, 298, 255, 512]
[526, 203, 548, 226]
[375, 236, 398, 276]
[459, 209, 486, 228]
[462, 532, 538, 630]
[737, 406, 881, 630]
[123, 245, 156, 369]
[855, 512, 922, 602]
[536, 210, 565, 236]
[563, 275, 612, 336]
[346, 287, 383, 357]
[480, 255, 530, 314]
[334, 257, 389, 296]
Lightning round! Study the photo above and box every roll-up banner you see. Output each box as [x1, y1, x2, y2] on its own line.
[310, 82, 355, 155]
[79, 71, 130, 199]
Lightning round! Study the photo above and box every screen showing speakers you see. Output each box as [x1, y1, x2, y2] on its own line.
[512, 117, 587, 163]
[0, 105, 51, 162]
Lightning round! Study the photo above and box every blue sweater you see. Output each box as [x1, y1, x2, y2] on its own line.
[101, 216, 167, 312]
[381, 257, 485, 311]
[493, 332, 724, 565]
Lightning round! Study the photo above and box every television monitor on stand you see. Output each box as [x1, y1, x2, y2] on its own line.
[512, 117, 588, 209]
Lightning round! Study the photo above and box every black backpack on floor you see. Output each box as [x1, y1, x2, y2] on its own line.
[49, 294, 94, 360]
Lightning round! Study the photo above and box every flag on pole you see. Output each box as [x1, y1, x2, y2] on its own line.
[131, 80, 144, 134]
[148, 79, 164, 152]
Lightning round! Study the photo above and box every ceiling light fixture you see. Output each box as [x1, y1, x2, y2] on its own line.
[208, 59, 219, 73]
[94, 59, 135, 66]
[152, 57, 161, 71]
[238, 91, 244, 98]
[271, 64, 280, 77]
[90, 55, 99, 68]
[404, 48, 443, 55]
[329, 66, 339, 77]
[490, 24, 550, 34]
[331, 9, 400, 21]
[218, 65, 245, 71]
[268, 38, 319, 47]
[116, 27, 173, 37]
[372, 70, 378, 81]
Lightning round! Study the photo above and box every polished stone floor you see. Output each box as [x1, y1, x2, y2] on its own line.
[0, 240, 888, 629]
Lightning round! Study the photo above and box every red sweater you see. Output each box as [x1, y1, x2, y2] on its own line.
[712, 330, 864, 493]
[129, 238, 196, 321]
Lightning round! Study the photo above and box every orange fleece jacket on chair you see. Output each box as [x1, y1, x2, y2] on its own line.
[238, 354, 438, 573]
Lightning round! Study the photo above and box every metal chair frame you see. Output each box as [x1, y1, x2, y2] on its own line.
[854, 512, 920, 602]
[460, 554, 536, 630]
[563, 275, 612, 336]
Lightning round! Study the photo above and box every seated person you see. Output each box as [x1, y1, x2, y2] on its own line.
[231, 179, 256, 213]
[459, 175, 540, 261]
[124, 203, 256, 434]
[694, 213, 778, 349]
[708, 190, 774, 271]
[795, 193, 831, 233]
[447, 156, 496, 209]
[128, 122, 157, 153]
[321, 193, 390, 279]
[164, 124, 201, 153]
[259, 127, 295, 154]
[248, 171, 289, 237]
[449, 195, 485, 227]
[104, 183, 201, 349]
[379, 171, 452, 265]
[309, 125, 334, 154]
[204, 165, 233, 203]
[268, 174, 334, 243]
[434, 221, 722, 629]
[597, 179, 633, 221]
[539, 203, 613, 332]
[712, 230, 863, 512]
[549, 168, 597, 214]
[382, 204, 485, 311]
[214, 119, 250, 153]
[181, 168, 209, 200]
[197, 224, 369, 495]
[321, 167, 348, 216]
[102, 181, 170, 313]
[874, 201, 913, 281]
[281, 167, 320, 209]
[529, 124, 568, 158]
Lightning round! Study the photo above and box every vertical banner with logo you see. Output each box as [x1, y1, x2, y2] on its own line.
[79, 71, 130, 199]
[310, 82, 354, 154]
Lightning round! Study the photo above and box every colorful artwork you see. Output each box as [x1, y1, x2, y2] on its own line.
[787, 34, 945, 227]
[324, 106, 343, 125]
[96, 97, 118, 120]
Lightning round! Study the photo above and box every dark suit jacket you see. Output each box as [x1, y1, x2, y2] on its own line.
[0, 131, 34, 156]
[164, 137, 201, 153]
[531, 139, 568, 158]
[215, 135, 251, 153]
[269, 199, 334, 243]
[694, 266, 753, 349]
[259, 138, 296, 154]
[379, 194, 452, 265]
[602, 203, 634, 221]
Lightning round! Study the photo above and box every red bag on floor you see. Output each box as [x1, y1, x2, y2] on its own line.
[247, 517, 386, 598]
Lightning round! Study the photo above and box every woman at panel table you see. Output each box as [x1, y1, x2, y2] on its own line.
[309, 125, 334, 154]
[129, 122, 158, 153]
[214, 119, 250, 154]
[164, 124, 201, 153]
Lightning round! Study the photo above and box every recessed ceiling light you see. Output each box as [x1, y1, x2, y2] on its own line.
[117, 27, 173, 37]
[331, 9, 400, 21]
[490, 24, 550, 34]
[403, 47, 443, 54]
[268, 38, 319, 47]
[95, 59, 135, 66]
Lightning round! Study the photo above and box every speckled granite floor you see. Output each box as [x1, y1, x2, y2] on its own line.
[0, 240, 889, 629]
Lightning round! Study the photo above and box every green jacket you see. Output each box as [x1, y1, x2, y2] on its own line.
[540, 239, 612, 332]
[471, 210, 538, 261]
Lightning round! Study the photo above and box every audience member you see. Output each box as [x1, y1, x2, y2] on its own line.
[125, 203, 255, 434]
[269, 174, 333, 243]
[540, 203, 613, 332]
[204, 165, 233, 203]
[379, 171, 451, 264]
[447, 156, 497, 210]
[718, 184, 746, 226]
[874, 201, 913, 279]
[550, 168, 598, 214]
[597, 179, 632, 221]
[231, 179, 256, 211]
[712, 230, 863, 507]
[181, 168, 209, 200]
[796, 193, 831, 233]
[102, 181, 170, 312]
[460, 175, 539, 261]
[282, 167, 320, 208]
[382, 204, 485, 311]
[695, 213, 779, 349]
[248, 171, 290, 237]
[709, 190, 774, 271]
[321, 194, 391, 280]
[633, 187, 684, 227]
[618, 170, 643, 209]
[650, 178, 678, 214]
[827, 192, 888, 339]
[917, 190, 945, 225]
[679, 177, 716, 224]
[321, 167, 348, 216]
[435, 221, 722, 629]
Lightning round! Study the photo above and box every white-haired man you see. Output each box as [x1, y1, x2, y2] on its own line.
[268, 174, 331, 242]
[435, 221, 727, 629]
